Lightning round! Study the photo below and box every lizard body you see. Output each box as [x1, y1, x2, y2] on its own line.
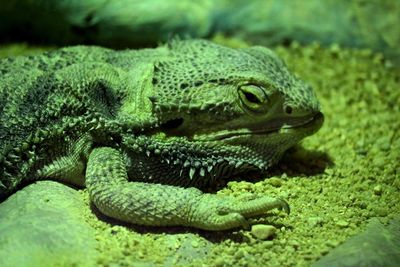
[0, 40, 323, 230]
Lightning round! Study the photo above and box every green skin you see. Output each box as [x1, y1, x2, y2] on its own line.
[0, 40, 323, 230]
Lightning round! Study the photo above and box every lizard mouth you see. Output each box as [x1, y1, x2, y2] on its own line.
[194, 112, 324, 141]
[256, 111, 324, 134]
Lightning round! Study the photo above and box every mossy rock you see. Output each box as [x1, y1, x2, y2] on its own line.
[0, 181, 98, 267]
[313, 216, 400, 267]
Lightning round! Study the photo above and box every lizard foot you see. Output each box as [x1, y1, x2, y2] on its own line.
[187, 194, 289, 231]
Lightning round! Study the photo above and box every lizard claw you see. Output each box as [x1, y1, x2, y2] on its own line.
[277, 198, 290, 215]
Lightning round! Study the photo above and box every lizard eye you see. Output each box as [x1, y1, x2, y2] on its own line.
[238, 84, 268, 111]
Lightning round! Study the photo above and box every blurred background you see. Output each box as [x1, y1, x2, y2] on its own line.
[1, 0, 399, 65]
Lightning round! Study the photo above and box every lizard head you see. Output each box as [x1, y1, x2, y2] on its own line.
[129, 40, 323, 186]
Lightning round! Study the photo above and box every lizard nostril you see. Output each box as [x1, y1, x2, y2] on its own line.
[284, 106, 293, 115]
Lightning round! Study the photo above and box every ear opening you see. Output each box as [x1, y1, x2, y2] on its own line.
[160, 118, 184, 130]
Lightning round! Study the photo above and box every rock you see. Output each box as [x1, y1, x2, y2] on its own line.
[308, 217, 324, 227]
[0, 181, 98, 267]
[268, 177, 283, 187]
[251, 224, 277, 240]
[373, 185, 383, 195]
[312, 216, 400, 267]
[335, 220, 349, 228]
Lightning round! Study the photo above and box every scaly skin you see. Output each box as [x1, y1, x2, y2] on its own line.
[0, 40, 323, 230]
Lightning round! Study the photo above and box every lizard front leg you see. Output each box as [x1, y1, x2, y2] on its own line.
[86, 147, 289, 230]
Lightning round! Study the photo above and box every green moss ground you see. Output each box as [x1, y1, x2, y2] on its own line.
[1, 40, 399, 266]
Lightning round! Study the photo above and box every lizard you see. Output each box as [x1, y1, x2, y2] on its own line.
[0, 39, 323, 231]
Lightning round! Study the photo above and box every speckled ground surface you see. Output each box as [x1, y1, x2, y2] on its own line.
[1, 38, 399, 266]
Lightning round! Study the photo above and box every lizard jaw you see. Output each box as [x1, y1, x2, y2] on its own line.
[193, 112, 324, 141]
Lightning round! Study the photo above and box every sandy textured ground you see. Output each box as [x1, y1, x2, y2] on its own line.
[1, 39, 399, 266]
